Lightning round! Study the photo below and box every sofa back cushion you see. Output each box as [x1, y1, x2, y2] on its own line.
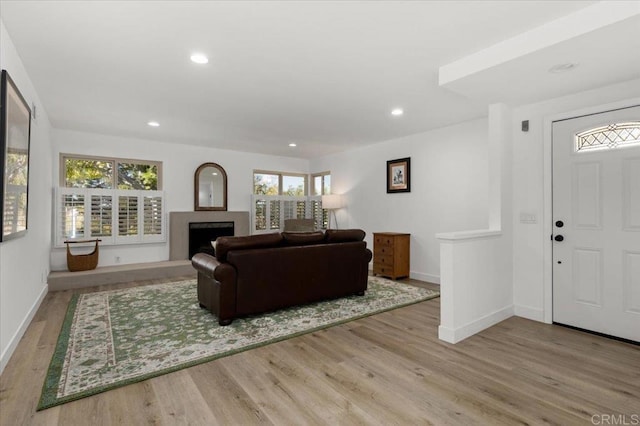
[282, 231, 325, 246]
[325, 229, 366, 243]
[227, 241, 371, 316]
[215, 232, 283, 262]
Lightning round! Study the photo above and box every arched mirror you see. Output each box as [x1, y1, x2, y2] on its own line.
[194, 163, 228, 211]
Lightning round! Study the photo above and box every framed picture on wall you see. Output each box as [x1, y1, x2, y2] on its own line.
[386, 157, 410, 193]
[0, 70, 32, 242]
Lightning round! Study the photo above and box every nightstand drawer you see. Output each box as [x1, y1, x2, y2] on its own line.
[373, 264, 390, 275]
[374, 246, 394, 256]
[374, 235, 395, 246]
[374, 255, 393, 266]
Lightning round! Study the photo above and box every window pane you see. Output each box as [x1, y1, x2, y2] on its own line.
[576, 122, 640, 152]
[4, 148, 28, 234]
[323, 175, 331, 195]
[118, 163, 158, 190]
[313, 176, 322, 196]
[65, 158, 113, 188]
[254, 174, 279, 195]
[283, 175, 305, 196]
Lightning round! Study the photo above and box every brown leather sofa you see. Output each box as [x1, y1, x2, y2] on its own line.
[191, 229, 372, 325]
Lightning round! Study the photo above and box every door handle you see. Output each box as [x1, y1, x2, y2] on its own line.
[554, 235, 564, 242]
[555, 220, 564, 228]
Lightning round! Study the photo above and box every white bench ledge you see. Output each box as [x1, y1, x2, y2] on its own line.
[435, 229, 502, 241]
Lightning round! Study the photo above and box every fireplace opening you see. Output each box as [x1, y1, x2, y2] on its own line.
[188, 221, 234, 259]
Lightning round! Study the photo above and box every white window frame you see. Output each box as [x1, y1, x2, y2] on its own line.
[311, 171, 331, 228]
[60, 153, 163, 190]
[56, 154, 165, 247]
[251, 170, 332, 233]
[253, 170, 308, 196]
[311, 171, 331, 196]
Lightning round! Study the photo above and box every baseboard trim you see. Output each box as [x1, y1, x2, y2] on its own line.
[0, 284, 48, 375]
[514, 304, 544, 322]
[437, 325, 457, 343]
[410, 271, 440, 285]
[438, 304, 514, 344]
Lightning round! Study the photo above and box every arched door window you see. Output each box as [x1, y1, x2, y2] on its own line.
[575, 122, 640, 152]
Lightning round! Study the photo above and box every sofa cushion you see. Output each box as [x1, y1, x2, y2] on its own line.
[282, 231, 325, 246]
[215, 233, 283, 261]
[325, 229, 366, 243]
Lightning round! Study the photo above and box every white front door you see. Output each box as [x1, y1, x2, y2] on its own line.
[552, 106, 640, 342]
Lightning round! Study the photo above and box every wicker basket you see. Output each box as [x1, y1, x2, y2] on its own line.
[65, 239, 101, 272]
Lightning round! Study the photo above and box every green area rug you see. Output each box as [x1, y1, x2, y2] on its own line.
[39, 276, 439, 410]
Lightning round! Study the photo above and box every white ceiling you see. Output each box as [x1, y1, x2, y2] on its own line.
[2, 0, 635, 159]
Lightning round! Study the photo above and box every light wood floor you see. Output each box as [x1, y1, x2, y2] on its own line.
[1, 276, 638, 425]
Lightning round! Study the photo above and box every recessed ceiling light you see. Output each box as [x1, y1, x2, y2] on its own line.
[391, 108, 404, 116]
[190, 53, 209, 64]
[548, 63, 578, 73]
[212, 172, 218, 176]
[147, 121, 160, 127]
[289, 143, 297, 147]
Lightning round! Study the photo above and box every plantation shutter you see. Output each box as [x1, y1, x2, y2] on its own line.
[55, 188, 164, 247]
[59, 191, 86, 244]
[90, 194, 112, 237]
[143, 194, 164, 241]
[269, 199, 280, 230]
[282, 200, 295, 221]
[310, 197, 326, 230]
[118, 195, 138, 238]
[282, 197, 308, 220]
[296, 200, 307, 219]
[254, 198, 267, 231]
[251, 195, 322, 234]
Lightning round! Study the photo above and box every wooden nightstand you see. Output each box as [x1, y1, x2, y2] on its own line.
[373, 232, 410, 280]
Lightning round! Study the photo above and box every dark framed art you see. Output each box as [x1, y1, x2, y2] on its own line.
[1, 70, 32, 242]
[386, 157, 410, 193]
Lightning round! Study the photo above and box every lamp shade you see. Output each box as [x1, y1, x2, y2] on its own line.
[321, 194, 343, 210]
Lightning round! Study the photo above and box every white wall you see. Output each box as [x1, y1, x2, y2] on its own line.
[437, 103, 514, 343]
[51, 129, 309, 270]
[310, 118, 489, 283]
[0, 21, 53, 373]
[512, 78, 640, 322]
[438, 232, 513, 342]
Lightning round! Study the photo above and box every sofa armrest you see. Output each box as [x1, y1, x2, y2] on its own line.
[192, 253, 221, 279]
[364, 248, 373, 263]
[193, 253, 238, 283]
[192, 252, 238, 325]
